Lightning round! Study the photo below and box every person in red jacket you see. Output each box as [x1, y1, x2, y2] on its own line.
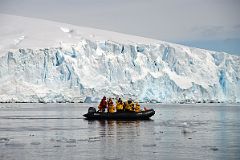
[98, 96, 107, 112]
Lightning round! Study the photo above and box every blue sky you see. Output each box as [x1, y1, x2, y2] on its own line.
[0, 0, 239, 55]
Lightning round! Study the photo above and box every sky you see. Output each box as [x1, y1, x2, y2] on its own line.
[0, 0, 240, 55]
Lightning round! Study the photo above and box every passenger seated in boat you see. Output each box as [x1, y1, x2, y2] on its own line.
[134, 102, 141, 112]
[107, 98, 115, 113]
[130, 100, 135, 111]
[125, 99, 134, 112]
[116, 98, 124, 112]
[98, 96, 107, 112]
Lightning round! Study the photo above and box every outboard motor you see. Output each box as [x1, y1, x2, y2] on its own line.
[88, 107, 96, 114]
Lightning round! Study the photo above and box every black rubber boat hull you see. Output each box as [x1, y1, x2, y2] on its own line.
[83, 109, 155, 120]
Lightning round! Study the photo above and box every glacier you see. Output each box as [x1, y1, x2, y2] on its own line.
[0, 14, 240, 103]
[0, 40, 240, 103]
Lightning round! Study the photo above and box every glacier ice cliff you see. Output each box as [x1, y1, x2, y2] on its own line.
[0, 39, 240, 103]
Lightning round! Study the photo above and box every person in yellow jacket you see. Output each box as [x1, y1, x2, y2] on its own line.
[134, 102, 141, 112]
[116, 98, 124, 112]
[130, 100, 135, 111]
[125, 99, 134, 111]
[107, 98, 115, 113]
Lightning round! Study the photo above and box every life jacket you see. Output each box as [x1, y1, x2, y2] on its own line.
[125, 102, 132, 111]
[108, 100, 115, 113]
[108, 105, 115, 113]
[116, 101, 123, 111]
[107, 99, 114, 113]
[135, 103, 141, 112]
[130, 102, 134, 111]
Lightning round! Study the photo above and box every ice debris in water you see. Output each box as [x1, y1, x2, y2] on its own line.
[210, 147, 219, 151]
[182, 128, 192, 134]
[182, 122, 189, 127]
[0, 137, 10, 143]
[181, 122, 192, 134]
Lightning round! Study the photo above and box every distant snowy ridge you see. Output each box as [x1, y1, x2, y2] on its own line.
[0, 14, 240, 103]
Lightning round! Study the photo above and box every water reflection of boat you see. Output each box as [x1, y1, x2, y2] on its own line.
[83, 107, 155, 120]
[97, 120, 141, 137]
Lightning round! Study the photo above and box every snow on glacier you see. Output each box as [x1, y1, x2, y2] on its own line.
[0, 14, 240, 103]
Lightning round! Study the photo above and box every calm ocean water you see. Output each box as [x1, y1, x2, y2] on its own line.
[0, 103, 239, 160]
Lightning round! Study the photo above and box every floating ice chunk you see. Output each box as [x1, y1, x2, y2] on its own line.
[182, 128, 192, 134]
[0, 137, 10, 143]
[182, 122, 189, 127]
